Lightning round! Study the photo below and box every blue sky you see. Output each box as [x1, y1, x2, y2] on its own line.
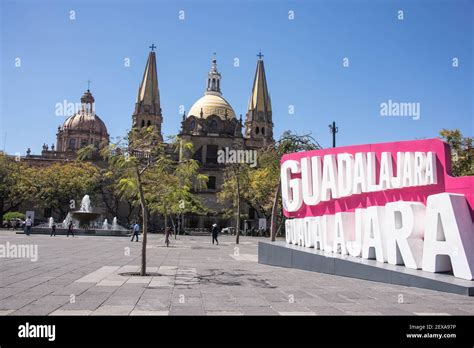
[1, 0, 473, 155]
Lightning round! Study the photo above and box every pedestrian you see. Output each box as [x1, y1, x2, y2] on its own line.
[164, 226, 170, 247]
[50, 223, 56, 237]
[211, 223, 219, 245]
[131, 222, 139, 242]
[25, 216, 32, 236]
[67, 221, 74, 237]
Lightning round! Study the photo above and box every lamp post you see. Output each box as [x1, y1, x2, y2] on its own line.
[329, 121, 338, 148]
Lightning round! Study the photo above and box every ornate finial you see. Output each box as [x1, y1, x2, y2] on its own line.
[200, 108, 203, 118]
[149, 44, 156, 51]
[182, 111, 186, 121]
[239, 114, 243, 125]
[257, 51, 264, 60]
[26, 148, 31, 156]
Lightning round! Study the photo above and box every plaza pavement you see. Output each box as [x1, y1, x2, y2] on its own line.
[0, 229, 473, 316]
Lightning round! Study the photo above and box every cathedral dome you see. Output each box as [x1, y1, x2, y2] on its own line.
[62, 113, 108, 135]
[188, 94, 236, 120]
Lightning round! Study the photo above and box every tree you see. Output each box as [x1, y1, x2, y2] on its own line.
[101, 127, 164, 276]
[0, 152, 101, 221]
[100, 130, 206, 275]
[439, 129, 474, 176]
[217, 132, 320, 243]
[267, 132, 321, 241]
[34, 162, 101, 218]
[246, 149, 280, 222]
[218, 163, 251, 244]
[146, 139, 208, 239]
[0, 153, 36, 218]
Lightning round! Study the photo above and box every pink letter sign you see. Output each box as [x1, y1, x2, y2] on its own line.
[281, 138, 474, 280]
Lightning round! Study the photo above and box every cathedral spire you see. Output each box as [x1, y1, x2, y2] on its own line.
[136, 48, 160, 111]
[244, 53, 274, 148]
[247, 52, 271, 116]
[132, 46, 163, 141]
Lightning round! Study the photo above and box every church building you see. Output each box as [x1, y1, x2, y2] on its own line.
[22, 47, 275, 230]
[131, 48, 275, 228]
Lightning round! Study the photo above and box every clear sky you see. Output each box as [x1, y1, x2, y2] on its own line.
[1, 0, 473, 155]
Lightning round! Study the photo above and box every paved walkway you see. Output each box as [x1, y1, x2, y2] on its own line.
[0, 230, 473, 315]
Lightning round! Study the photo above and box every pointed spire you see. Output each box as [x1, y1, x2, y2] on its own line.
[248, 55, 271, 115]
[244, 54, 274, 148]
[131, 47, 163, 142]
[137, 49, 160, 113]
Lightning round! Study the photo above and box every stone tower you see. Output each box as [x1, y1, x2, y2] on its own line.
[244, 53, 274, 149]
[131, 46, 163, 142]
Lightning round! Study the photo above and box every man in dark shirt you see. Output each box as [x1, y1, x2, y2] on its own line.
[211, 223, 219, 245]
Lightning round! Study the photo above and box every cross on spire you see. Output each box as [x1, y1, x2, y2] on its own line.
[149, 44, 156, 51]
[257, 51, 264, 60]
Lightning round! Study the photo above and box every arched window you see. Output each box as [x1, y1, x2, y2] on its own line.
[217, 79, 220, 90]
[141, 120, 145, 128]
[208, 119, 218, 132]
[255, 127, 260, 135]
[212, 78, 216, 89]
[68, 138, 76, 150]
[262, 127, 265, 135]
[147, 120, 151, 127]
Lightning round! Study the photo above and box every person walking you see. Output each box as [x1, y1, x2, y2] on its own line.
[67, 221, 74, 237]
[50, 223, 56, 237]
[25, 216, 32, 236]
[211, 223, 219, 245]
[131, 222, 140, 242]
[164, 226, 170, 247]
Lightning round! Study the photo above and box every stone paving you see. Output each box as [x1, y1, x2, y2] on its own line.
[0, 230, 474, 316]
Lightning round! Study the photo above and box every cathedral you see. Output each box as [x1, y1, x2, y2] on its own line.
[24, 47, 275, 229]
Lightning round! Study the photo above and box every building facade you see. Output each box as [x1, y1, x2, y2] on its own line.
[130, 49, 275, 228]
[21, 48, 275, 230]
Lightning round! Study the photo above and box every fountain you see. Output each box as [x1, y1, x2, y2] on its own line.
[25, 195, 129, 236]
[70, 195, 101, 228]
[62, 213, 72, 228]
[112, 217, 118, 230]
[80, 195, 92, 212]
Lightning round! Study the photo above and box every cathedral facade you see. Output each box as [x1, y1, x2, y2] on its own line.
[131, 48, 274, 228]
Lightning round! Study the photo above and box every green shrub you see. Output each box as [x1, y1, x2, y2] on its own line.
[2, 212, 26, 221]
